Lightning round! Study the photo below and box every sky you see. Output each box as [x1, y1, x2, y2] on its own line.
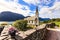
[0, 0, 60, 19]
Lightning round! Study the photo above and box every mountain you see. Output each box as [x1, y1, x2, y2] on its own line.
[25, 16, 31, 18]
[39, 18, 50, 21]
[25, 16, 50, 21]
[0, 11, 25, 21]
[0, 11, 50, 21]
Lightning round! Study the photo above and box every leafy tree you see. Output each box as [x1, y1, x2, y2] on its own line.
[12, 20, 28, 31]
[43, 20, 49, 23]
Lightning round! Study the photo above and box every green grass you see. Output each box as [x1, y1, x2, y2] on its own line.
[54, 21, 60, 28]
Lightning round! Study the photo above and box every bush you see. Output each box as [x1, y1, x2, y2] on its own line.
[12, 20, 29, 31]
[43, 20, 49, 23]
[27, 24, 36, 29]
[45, 23, 56, 28]
[0, 22, 8, 26]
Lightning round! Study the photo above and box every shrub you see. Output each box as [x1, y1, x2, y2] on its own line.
[0, 22, 8, 26]
[45, 23, 56, 28]
[27, 24, 36, 29]
[12, 20, 28, 31]
[43, 20, 49, 23]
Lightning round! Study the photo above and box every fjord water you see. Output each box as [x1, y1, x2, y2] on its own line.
[0, 21, 14, 25]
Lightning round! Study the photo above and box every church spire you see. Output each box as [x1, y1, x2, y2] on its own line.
[35, 5, 39, 17]
[35, 5, 39, 26]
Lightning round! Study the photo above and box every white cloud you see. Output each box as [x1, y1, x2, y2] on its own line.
[23, 0, 54, 6]
[0, 0, 31, 16]
[43, 0, 53, 5]
[0, 0, 60, 19]
[39, 7, 53, 19]
[23, 0, 60, 18]
[23, 0, 40, 5]
[5, 0, 19, 3]
[39, 2, 60, 19]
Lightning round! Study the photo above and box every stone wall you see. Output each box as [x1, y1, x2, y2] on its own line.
[0, 24, 47, 40]
[23, 27, 47, 40]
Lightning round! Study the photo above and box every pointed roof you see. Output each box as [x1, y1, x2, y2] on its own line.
[24, 16, 36, 20]
[35, 6, 39, 16]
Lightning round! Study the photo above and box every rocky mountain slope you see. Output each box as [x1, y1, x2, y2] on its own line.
[0, 11, 25, 21]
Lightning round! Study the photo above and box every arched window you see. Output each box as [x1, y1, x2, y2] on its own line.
[32, 20, 33, 23]
[29, 21, 30, 23]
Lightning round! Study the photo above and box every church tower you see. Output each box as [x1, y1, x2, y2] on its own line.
[35, 6, 39, 26]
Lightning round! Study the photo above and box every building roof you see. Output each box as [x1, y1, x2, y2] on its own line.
[24, 16, 36, 20]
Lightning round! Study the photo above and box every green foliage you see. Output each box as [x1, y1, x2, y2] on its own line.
[39, 18, 60, 28]
[51, 18, 60, 22]
[12, 20, 28, 31]
[0, 22, 8, 26]
[43, 20, 51, 23]
[27, 25, 36, 29]
[55, 22, 60, 27]
[43, 20, 48, 23]
[39, 21, 44, 25]
[42, 18, 60, 24]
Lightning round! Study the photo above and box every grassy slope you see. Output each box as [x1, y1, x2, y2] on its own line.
[54, 21, 60, 27]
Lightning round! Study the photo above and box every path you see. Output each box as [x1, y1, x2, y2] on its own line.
[45, 28, 60, 40]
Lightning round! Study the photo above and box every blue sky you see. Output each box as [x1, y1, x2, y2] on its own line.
[18, 0, 55, 10]
[0, 0, 60, 19]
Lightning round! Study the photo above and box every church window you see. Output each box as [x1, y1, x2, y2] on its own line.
[32, 20, 33, 23]
[29, 21, 30, 23]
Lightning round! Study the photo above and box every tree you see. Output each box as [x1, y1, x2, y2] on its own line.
[12, 20, 28, 31]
